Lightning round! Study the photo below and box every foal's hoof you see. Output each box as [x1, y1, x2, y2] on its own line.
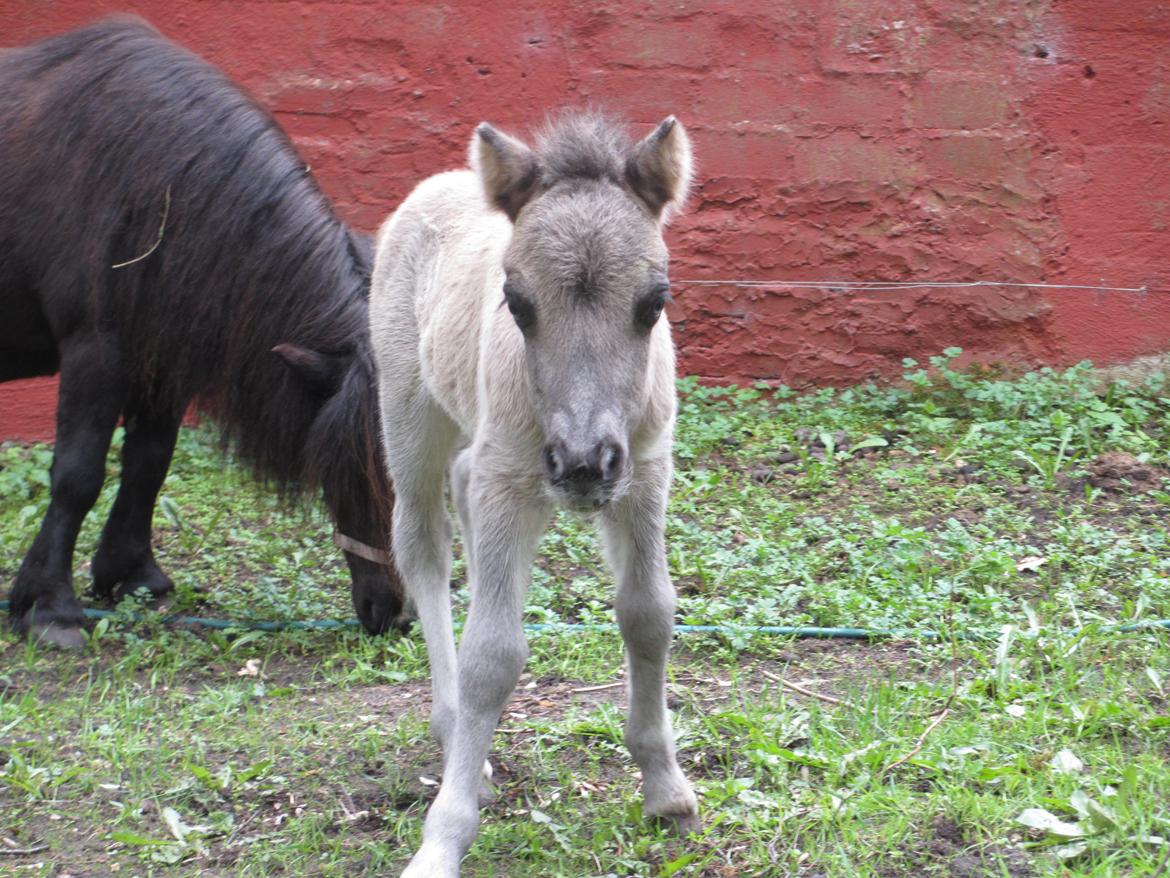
[400, 844, 460, 878]
[653, 808, 701, 836]
[648, 785, 701, 836]
[23, 616, 87, 650]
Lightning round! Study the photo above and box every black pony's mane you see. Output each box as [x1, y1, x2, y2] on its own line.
[1, 17, 380, 500]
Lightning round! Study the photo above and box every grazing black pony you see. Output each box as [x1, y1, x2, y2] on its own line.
[0, 17, 406, 646]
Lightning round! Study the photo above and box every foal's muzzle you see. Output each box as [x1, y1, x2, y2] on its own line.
[544, 437, 625, 505]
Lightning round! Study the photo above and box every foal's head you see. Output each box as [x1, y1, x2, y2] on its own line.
[471, 113, 692, 511]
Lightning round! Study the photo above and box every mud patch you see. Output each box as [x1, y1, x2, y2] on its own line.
[1061, 451, 1169, 495]
[903, 816, 1034, 877]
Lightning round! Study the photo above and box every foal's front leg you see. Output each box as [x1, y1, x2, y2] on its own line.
[602, 456, 699, 832]
[401, 468, 549, 878]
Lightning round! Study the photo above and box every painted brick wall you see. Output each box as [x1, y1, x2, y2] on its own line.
[3, 0, 1169, 441]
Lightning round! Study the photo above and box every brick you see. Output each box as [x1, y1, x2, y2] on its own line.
[794, 76, 906, 128]
[910, 76, 1013, 129]
[917, 0, 1020, 41]
[792, 133, 922, 184]
[587, 15, 721, 70]
[576, 69, 702, 123]
[922, 135, 1036, 194]
[694, 129, 797, 179]
[692, 72, 800, 125]
[818, 0, 930, 74]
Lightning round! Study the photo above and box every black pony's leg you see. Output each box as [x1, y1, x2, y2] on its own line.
[92, 396, 182, 601]
[9, 336, 127, 647]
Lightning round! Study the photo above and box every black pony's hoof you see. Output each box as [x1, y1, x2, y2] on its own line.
[92, 555, 174, 603]
[26, 618, 87, 649]
[15, 605, 88, 649]
[112, 571, 175, 602]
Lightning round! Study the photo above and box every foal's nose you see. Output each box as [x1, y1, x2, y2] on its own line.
[544, 439, 624, 492]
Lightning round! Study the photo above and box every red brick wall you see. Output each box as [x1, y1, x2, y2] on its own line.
[3, 0, 1169, 441]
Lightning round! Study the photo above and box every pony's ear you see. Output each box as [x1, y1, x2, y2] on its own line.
[471, 122, 541, 222]
[272, 343, 345, 395]
[625, 116, 693, 223]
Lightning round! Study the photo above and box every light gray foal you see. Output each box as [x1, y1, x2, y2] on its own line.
[370, 112, 698, 877]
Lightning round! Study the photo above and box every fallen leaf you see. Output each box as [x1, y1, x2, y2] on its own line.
[1131, 834, 1167, 846]
[1070, 791, 1118, 831]
[1050, 749, 1084, 774]
[1017, 807, 1083, 838]
[1146, 667, 1165, 695]
[1016, 556, 1048, 573]
[161, 806, 189, 843]
[1052, 841, 1090, 860]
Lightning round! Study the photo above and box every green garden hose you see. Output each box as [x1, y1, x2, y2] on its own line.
[1, 600, 1167, 640]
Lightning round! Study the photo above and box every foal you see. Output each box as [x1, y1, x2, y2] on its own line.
[370, 113, 698, 876]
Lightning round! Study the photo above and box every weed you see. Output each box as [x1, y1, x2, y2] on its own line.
[1, 355, 1168, 876]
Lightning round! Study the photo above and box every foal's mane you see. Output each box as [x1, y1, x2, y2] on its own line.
[533, 112, 637, 189]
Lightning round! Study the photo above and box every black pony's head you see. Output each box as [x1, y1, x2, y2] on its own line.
[275, 329, 407, 634]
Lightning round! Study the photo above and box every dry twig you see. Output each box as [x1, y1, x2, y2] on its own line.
[760, 669, 852, 708]
[570, 681, 625, 694]
[883, 701, 954, 773]
[224, 809, 259, 846]
[338, 793, 370, 823]
[883, 603, 962, 775]
[112, 185, 171, 268]
[0, 839, 48, 856]
[1151, 844, 1170, 878]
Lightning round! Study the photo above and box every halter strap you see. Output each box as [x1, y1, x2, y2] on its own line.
[332, 531, 393, 567]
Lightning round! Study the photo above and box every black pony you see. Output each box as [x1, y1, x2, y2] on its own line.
[0, 17, 406, 645]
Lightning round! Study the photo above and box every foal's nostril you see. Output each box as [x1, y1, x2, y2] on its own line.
[599, 442, 623, 481]
[547, 437, 624, 495]
[543, 444, 564, 481]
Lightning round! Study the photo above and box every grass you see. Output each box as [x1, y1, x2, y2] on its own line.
[1, 350, 1168, 877]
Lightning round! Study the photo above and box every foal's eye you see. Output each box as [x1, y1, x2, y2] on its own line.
[635, 284, 671, 330]
[502, 282, 536, 332]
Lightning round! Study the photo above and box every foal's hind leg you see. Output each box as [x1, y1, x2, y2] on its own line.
[9, 336, 128, 647]
[92, 394, 183, 601]
[601, 455, 699, 833]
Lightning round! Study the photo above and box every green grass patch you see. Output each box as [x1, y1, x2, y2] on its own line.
[2, 351, 1168, 876]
